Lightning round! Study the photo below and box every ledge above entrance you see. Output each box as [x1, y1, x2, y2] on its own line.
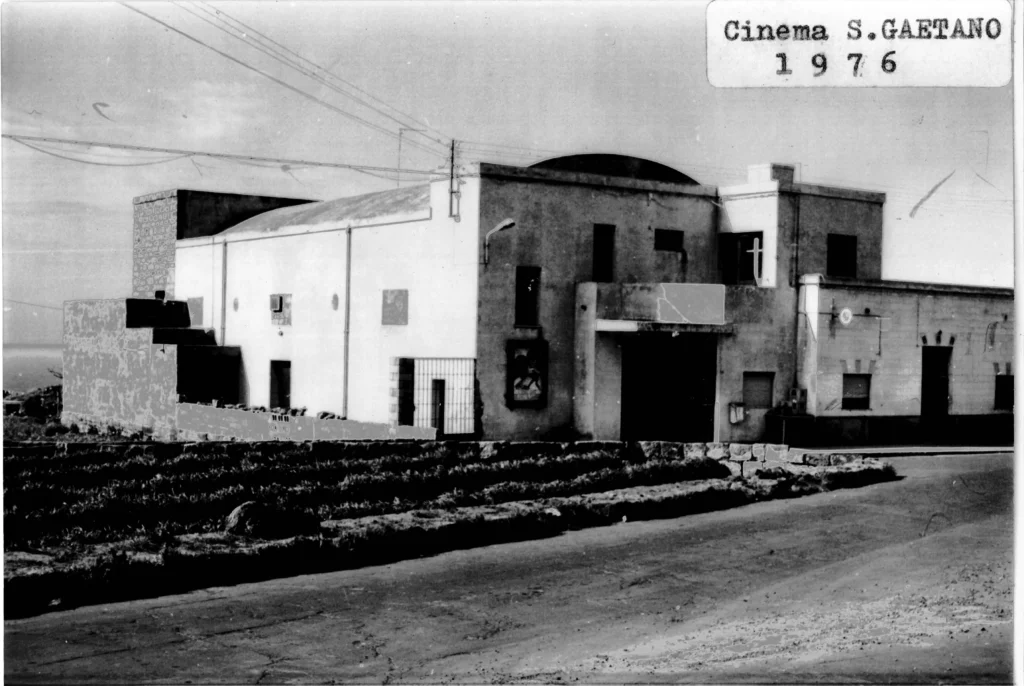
[592, 282, 726, 326]
[594, 319, 734, 334]
[574, 282, 731, 443]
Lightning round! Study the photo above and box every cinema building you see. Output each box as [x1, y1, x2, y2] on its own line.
[64, 155, 1014, 445]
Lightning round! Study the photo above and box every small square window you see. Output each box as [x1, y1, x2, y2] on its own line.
[382, 289, 409, 325]
[842, 373, 871, 410]
[654, 229, 684, 252]
[995, 375, 1013, 410]
[742, 372, 774, 409]
[827, 234, 858, 278]
[270, 295, 283, 313]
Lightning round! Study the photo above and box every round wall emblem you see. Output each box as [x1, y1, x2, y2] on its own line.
[838, 307, 854, 326]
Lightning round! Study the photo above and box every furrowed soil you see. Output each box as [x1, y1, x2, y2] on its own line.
[4, 453, 1010, 684]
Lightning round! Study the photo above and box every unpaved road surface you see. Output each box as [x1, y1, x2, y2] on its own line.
[5, 453, 1011, 684]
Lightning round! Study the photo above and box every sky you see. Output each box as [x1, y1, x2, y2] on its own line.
[1, 1, 1015, 343]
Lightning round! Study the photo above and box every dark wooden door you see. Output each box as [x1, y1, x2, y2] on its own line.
[620, 333, 716, 441]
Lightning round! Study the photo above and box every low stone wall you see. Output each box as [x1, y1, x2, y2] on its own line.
[4, 438, 792, 470]
[175, 403, 436, 441]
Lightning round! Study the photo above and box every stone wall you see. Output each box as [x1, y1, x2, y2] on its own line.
[133, 191, 178, 298]
[6, 440, 794, 479]
[62, 300, 179, 437]
[175, 403, 436, 441]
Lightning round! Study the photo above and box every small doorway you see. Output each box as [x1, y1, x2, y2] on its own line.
[270, 360, 291, 409]
[431, 379, 446, 437]
[921, 346, 951, 418]
[620, 333, 717, 441]
[397, 358, 415, 425]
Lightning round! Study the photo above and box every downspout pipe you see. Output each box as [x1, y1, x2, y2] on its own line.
[341, 225, 353, 419]
[791, 192, 802, 390]
[219, 240, 228, 345]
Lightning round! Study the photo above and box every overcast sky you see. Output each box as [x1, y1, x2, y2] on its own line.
[2, 1, 1014, 343]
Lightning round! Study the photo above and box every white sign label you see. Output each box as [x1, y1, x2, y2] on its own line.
[707, 0, 1012, 87]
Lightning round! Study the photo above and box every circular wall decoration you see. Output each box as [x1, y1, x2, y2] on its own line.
[838, 308, 854, 326]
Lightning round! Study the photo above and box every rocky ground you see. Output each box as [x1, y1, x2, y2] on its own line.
[2, 384, 145, 442]
[5, 459, 897, 617]
[4, 453, 1011, 684]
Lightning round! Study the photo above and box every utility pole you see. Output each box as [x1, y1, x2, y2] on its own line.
[396, 128, 424, 187]
[449, 139, 458, 219]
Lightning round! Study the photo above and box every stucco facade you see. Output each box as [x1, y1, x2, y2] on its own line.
[70, 154, 1012, 445]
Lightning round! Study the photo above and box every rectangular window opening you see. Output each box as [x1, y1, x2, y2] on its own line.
[593, 224, 615, 282]
[842, 373, 871, 410]
[186, 297, 204, 328]
[654, 228, 684, 252]
[719, 232, 763, 285]
[827, 234, 858, 278]
[742, 372, 774, 409]
[995, 374, 1014, 410]
[515, 266, 541, 327]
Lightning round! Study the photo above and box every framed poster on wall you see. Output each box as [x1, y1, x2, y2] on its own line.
[506, 339, 548, 409]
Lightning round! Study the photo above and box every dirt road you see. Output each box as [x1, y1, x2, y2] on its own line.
[4, 453, 1012, 684]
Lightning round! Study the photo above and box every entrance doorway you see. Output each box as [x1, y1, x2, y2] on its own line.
[269, 360, 291, 410]
[431, 379, 446, 437]
[620, 333, 717, 441]
[920, 346, 951, 418]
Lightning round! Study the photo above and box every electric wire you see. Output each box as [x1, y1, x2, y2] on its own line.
[120, 3, 445, 157]
[187, 1, 451, 152]
[175, 1, 448, 158]
[2, 134, 447, 178]
[8, 138, 192, 167]
[3, 299, 65, 312]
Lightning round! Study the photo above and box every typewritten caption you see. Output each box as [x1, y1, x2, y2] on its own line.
[707, 0, 1011, 87]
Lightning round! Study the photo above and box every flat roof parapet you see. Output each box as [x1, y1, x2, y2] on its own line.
[800, 273, 1013, 298]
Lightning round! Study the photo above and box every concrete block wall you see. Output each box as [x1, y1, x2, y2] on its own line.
[175, 403, 436, 441]
[809, 281, 1014, 416]
[474, 164, 720, 440]
[719, 286, 798, 442]
[62, 300, 179, 437]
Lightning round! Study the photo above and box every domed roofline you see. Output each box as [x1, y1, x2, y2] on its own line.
[529, 153, 700, 185]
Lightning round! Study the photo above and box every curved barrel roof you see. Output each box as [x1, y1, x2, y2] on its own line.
[529, 154, 700, 185]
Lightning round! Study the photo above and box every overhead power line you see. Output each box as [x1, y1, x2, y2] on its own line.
[185, 1, 451, 153]
[120, 3, 447, 159]
[3, 299, 65, 312]
[3, 134, 447, 178]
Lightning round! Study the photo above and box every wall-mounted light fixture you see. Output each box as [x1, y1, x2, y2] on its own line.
[483, 218, 516, 266]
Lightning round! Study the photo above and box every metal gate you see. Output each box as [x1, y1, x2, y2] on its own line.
[396, 357, 476, 437]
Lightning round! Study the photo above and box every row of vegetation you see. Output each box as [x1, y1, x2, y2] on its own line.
[4, 443, 730, 550]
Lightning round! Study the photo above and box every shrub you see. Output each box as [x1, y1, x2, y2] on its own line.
[42, 422, 68, 436]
